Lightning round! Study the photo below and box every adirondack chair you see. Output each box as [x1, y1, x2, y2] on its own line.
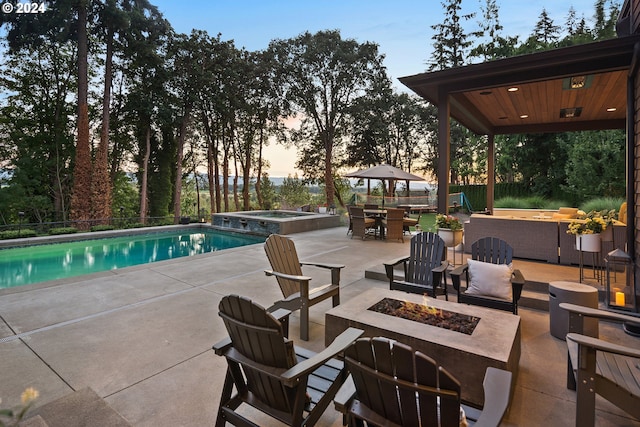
[384, 231, 449, 299]
[334, 337, 513, 427]
[561, 302, 640, 426]
[382, 208, 405, 242]
[213, 295, 363, 427]
[450, 237, 525, 314]
[349, 206, 377, 240]
[264, 234, 342, 340]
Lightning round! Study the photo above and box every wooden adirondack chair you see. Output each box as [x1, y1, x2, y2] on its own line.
[213, 295, 363, 427]
[334, 337, 513, 427]
[264, 234, 342, 340]
[561, 302, 640, 426]
[384, 231, 449, 299]
[450, 237, 525, 314]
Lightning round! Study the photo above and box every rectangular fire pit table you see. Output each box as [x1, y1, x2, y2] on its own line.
[325, 288, 521, 407]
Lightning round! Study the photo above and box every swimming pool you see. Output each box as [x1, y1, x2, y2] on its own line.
[0, 228, 265, 289]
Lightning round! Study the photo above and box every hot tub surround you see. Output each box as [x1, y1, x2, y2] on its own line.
[211, 210, 341, 236]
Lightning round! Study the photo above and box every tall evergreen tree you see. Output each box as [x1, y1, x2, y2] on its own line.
[428, 0, 476, 70]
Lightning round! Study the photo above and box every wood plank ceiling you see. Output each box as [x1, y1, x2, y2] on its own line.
[400, 35, 640, 135]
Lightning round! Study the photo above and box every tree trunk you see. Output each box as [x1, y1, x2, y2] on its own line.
[139, 126, 151, 224]
[92, 27, 114, 224]
[173, 106, 191, 223]
[324, 132, 334, 205]
[70, 1, 92, 230]
[256, 127, 264, 208]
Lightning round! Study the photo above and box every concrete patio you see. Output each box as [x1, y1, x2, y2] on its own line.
[1, 226, 639, 426]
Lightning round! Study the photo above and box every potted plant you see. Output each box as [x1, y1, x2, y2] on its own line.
[435, 214, 463, 247]
[566, 216, 607, 252]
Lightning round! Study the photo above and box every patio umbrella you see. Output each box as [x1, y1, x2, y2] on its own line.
[345, 163, 425, 207]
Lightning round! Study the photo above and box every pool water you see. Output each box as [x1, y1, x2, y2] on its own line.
[0, 229, 265, 288]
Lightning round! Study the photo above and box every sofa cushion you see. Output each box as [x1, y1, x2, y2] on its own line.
[466, 259, 513, 300]
[557, 207, 579, 218]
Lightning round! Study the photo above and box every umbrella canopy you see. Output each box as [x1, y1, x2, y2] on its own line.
[345, 164, 424, 207]
[345, 163, 424, 181]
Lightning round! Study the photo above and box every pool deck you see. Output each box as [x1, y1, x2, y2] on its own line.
[1, 226, 639, 426]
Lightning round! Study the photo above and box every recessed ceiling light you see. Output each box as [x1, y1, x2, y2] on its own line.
[498, 116, 508, 120]
[520, 114, 528, 119]
[480, 90, 492, 95]
[607, 107, 617, 112]
[560, 107, 582, 118]
[570, 76, 586, 89]
[508, 87, 519, 92]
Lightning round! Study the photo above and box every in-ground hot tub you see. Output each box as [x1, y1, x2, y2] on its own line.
[211, 210, 341, 236]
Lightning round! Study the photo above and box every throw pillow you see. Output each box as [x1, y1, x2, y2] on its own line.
[465, 259, 513, 300]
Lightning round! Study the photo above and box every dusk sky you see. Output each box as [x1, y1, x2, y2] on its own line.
[151, 0, 607, 176]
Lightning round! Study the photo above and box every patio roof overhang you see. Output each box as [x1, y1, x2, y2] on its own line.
[400, 34, 640, 135]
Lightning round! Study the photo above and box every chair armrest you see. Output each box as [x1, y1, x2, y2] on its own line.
[300, 261, 345, 270]
[511, 269, 525, 285]
[450, 264, 468, 291]
[333, 375, 356, 414]
[567, 333, 640, 358]
[432, 261, 449, 274]
[212, 336, 232, 355]
[473, 367, 512, 427]
[264, 269, 312, 283]
[384, 256, 409, 269]
[384, 257, 409, 280]
[281, 327, 364, 386]
[560, 303, 640, 324]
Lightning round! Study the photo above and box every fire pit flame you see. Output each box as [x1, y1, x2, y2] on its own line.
[368, 297, 480, 335]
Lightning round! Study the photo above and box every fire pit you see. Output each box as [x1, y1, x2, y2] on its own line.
[326, 288, 521, 407]
[368, 297, 479, 335]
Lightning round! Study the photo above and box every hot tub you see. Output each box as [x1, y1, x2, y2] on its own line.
[211, 210, 341, 236]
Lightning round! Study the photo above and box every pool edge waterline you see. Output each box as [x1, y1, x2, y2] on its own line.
[0, 225, 266, 291]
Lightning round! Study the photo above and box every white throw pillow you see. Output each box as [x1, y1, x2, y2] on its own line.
[465, 259, 513, 300]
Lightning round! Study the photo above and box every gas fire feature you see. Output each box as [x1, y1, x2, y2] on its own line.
[368, 297, 479, 335]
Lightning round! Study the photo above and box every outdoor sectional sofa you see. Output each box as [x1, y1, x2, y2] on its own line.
[464, 210, 626, 265]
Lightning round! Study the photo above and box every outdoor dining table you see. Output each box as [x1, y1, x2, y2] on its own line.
[364, 208, 387, 239]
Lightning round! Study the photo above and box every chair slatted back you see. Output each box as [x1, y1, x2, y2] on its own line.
[472, 237, 513, 265]
[264, 234, 304, 298]
[344, 337, 461, 427]
[407, 232, 446, 287]
[219, 295, 297, 413]
[385, 208, 405, 241]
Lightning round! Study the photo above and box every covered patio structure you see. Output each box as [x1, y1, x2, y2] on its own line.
[400, 12, 640, 307]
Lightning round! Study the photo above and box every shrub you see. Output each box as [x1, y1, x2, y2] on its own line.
[91, 225, 115, 232]
[0, 229, 37, 239]
[494, 197, 530, 209]
[581, 197, 625, 214]
[49, 227, 79, 235]
[523, 196, 547, 209]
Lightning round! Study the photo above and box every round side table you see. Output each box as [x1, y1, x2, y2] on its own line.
[549, 281, 599, 340]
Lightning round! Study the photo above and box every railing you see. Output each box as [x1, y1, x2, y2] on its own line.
[0, 216, 180, 235]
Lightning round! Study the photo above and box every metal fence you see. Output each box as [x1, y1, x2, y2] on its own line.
[0, 216, 180, 235]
